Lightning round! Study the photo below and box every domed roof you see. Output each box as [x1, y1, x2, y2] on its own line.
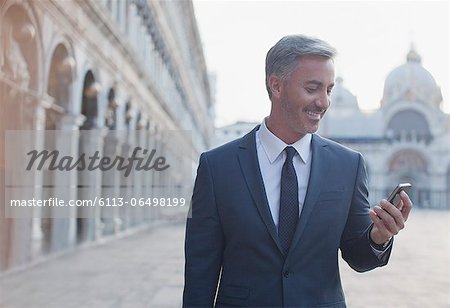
[382, 46, 443, 108]
[330, 77, 360, 112]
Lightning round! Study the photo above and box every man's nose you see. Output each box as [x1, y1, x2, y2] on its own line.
[316, 91, 330, 109]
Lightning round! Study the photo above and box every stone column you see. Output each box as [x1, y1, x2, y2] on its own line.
[47, 113, 85, 252]
[2, 90, 46, 269]
[29, 96, 51, 259]
[101, 129, 124, 236]
[143, 122, 157, 222]
[76, 126, 104, 243]
[119, 128, 136, 231]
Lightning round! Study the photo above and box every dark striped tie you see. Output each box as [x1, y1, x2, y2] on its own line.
[279, 146, 299, 254]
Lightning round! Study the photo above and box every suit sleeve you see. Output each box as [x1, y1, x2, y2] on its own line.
[183, 153, 224, 307]
[340, 153, 392, 272]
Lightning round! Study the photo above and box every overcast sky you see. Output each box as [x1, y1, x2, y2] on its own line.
[193, 1, 449, 126]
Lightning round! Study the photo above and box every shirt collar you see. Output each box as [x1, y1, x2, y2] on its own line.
[258, 118, 312, 164]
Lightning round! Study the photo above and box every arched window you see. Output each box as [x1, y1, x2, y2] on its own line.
[389, 149, 427, 173]
[46, 44, 74, 129]
[80, 71, 99, 130]
[105, 88, 117, 130]
[386, 110, 431, 143]
[47, 44, 73, 109]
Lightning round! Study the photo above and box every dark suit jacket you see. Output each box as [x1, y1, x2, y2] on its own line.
[183, 127, 391, 307]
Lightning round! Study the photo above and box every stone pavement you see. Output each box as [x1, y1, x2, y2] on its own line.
[0, 222, 186, 308]
[0, 210, 449, 308]
[340, 210, 450, 308]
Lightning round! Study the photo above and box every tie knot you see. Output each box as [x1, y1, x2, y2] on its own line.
[285, 146, 297, 162]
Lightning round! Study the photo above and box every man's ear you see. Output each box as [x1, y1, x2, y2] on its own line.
[268, 74, 283, 99]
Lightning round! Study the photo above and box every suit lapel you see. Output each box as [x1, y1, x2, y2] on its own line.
[287, 134, 329, 257]
[237, 126, 285, 255]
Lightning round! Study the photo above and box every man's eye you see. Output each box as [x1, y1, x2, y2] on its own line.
[306, 88, 317, 93]
[327, 88, 333, 95]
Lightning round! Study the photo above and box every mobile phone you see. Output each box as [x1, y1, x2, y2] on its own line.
[387, 183, 412, 206]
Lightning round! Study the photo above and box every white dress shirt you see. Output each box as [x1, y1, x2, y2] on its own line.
[255, 118, 312, 228]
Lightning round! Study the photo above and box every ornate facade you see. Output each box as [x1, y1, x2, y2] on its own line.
[319, 47, 450, 208]
[0, 0, 213, 272]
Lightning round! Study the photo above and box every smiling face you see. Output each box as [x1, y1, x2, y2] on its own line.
[267, 54, 335, 144]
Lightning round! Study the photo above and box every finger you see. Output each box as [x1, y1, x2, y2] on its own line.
[397, 199, 404, 211]
[373, 205, 398, 235]
[380, 199, 405, 230]
[369, 209, 380, 223]
[369, 209, 392, 239]
[399, 191, 413, 221]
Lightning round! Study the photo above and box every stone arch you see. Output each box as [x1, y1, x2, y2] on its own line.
[37, 43, 76, 254]
[45, 43, 75, 129]
[388, 149, 428, 207]
[77, 70, 101, 243]
[124, 100, 135, 131]
[388, 149, 428, 174]
[47, 40, 76, 110]
[104, 88, 117, 130]
[80, 70, 99, 130]
[386, 109, 432, 143]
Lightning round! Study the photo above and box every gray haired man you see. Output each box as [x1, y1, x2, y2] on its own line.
[183, 34, 412, 307]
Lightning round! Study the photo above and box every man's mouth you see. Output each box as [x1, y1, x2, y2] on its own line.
[305, 110, 323, 120]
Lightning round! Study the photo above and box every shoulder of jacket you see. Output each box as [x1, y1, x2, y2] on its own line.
[313, 134, 362, 159]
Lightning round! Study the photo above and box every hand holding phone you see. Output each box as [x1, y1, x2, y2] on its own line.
[369, 183, 413, 245]
[387, 183, 412, 207]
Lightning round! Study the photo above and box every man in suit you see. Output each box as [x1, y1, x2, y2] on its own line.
[183, 35, 412, 307]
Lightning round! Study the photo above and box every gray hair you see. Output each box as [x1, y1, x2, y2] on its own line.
[265, 35, 337, 98]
